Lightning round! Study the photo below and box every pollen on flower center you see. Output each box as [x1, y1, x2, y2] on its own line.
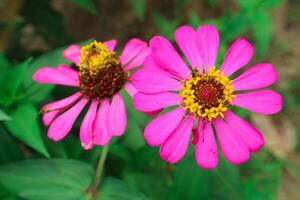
[78, 41, 127, 99]
[180, 67, 235, 121]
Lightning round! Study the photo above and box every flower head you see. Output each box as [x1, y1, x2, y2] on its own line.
[131, 25, 282, 169]
[33, 39, 150, 150]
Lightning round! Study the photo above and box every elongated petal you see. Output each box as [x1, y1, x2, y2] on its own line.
[107, 93, 127, 136]
[195, 122, 218, 169]
[48, 98, 88, 141]
[214, 118, 250, 165]
[159, 116, 194, 163]
[42, 110, 59, 126]
[124, 82, 137, 97]
[94, 99, 112, 145]
[233, 63, 278, 91]
[80, 100, 98, 150]
[62, 45, 81, 65]
[144, 107, 186, 146]
[175, 25, 202, 69]
[232, 90, 282, 114]
[133, 92, 182, 112]
[57, 64, 79, 80]
[103, 39, 117, 52]
[143, 55, 176, 78]
[196, 25, 219, 71]
[33, 67, 79, 87]
[224, 111, 264, 152]
[131, 69, 181, 93]
[123, 47, 151, 71]
[220, 38, 254, 76]
[42, 92, 82, 111]
[150, 36, 190, 79]
[120, 38, 147, 65]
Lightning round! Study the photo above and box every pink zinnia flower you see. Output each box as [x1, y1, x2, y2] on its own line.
[33, 39, 150, 150]
[131, 25, 282, 169]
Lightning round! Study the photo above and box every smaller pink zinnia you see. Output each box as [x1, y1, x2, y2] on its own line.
[131, 25, 282, 169]
[33, 39, 150, 150]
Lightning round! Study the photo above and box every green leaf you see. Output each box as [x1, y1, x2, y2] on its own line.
[251, 11, 273, 56]
[99, 177, 147, 200]
[4, 102, 50, 157]
[0, 53, 12, 74]
[0, 58, 31, 106]
[0, 110, 11, 121]
[0, 124, 24, 164]
[129, 0, 146, 20]
[152, 12, 181, 40]
[0, 159, 94, 200]
[168, 155, 212, 200]
[70, 0, 98, 15]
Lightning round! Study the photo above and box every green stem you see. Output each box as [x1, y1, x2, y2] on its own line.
[90, 145, 109, 199]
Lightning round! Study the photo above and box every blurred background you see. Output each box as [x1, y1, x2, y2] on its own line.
[0, 0, 300, 200]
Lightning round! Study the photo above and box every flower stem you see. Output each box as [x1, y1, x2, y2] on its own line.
[90, 145, 109, 199]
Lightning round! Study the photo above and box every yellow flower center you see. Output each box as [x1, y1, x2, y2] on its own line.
[180, 67, 235, 121]
[78, 41, 127, 99]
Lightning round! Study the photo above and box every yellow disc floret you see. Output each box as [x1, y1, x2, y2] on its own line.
[180, 67, 235, 121]
[79, 41, 119, 76]
[78, 41, 127, 99]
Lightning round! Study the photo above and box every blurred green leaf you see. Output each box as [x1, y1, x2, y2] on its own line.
[168, 155, 212, 200]
[21, 0, 69, 47]
[0, 125, 24, 164]
[0, 58, 31, 106]
[0, 54, 12, 74]
[153, 12, 181, 40]
[0, 159, 94, 200]
[129, 0, 146, 20]
[4, 102, 50, 157]
[0, 110, 11, 121]
[175, 0, 191, 14]
[251, 10, 273, 56]
[242, 151, 282, 200]
[70, 0, 98, 15]
[99, 177, 147, 200]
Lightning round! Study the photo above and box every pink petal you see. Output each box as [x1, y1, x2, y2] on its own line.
[57, 64, 79, 80]
[124, 82, 137, 97]
[195, 121, 218, 169]
[150, 36, 190, 79]
[220, 38, 254, 76]
[80, 100, 98, 150]
[214, 118, 250, 165]
[133, 92, 182, 112]
[103, 39, 117, 52]
[120, 38, 147, 66]
[232, 63, 278, 91]
[41, 92, 82, 126]
[196, 25, 219, 71]
[159, 116, 194, 163]
[232, 90, 282, 114]
[144, 109, 163, 116]
[62, 45, 81, 65]
[123, 47, 151, 71]
[143, 55, 176, 79]
[42, 92, 82, 111]
[42, 110, 59, 126]
[94, 99, 112, 146]
[131, 69, 181, 93]
[144, 107, 186, 146]
[33, 67, 79, 87]
[107, 93, 127, 136]
[224, 111, 264, 152]
[175, 25, 202, 69]
[48, 98, 88, 141]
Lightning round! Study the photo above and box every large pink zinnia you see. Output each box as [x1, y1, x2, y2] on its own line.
[33, 39, 150, 150]
[131, 25, 282, 169]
